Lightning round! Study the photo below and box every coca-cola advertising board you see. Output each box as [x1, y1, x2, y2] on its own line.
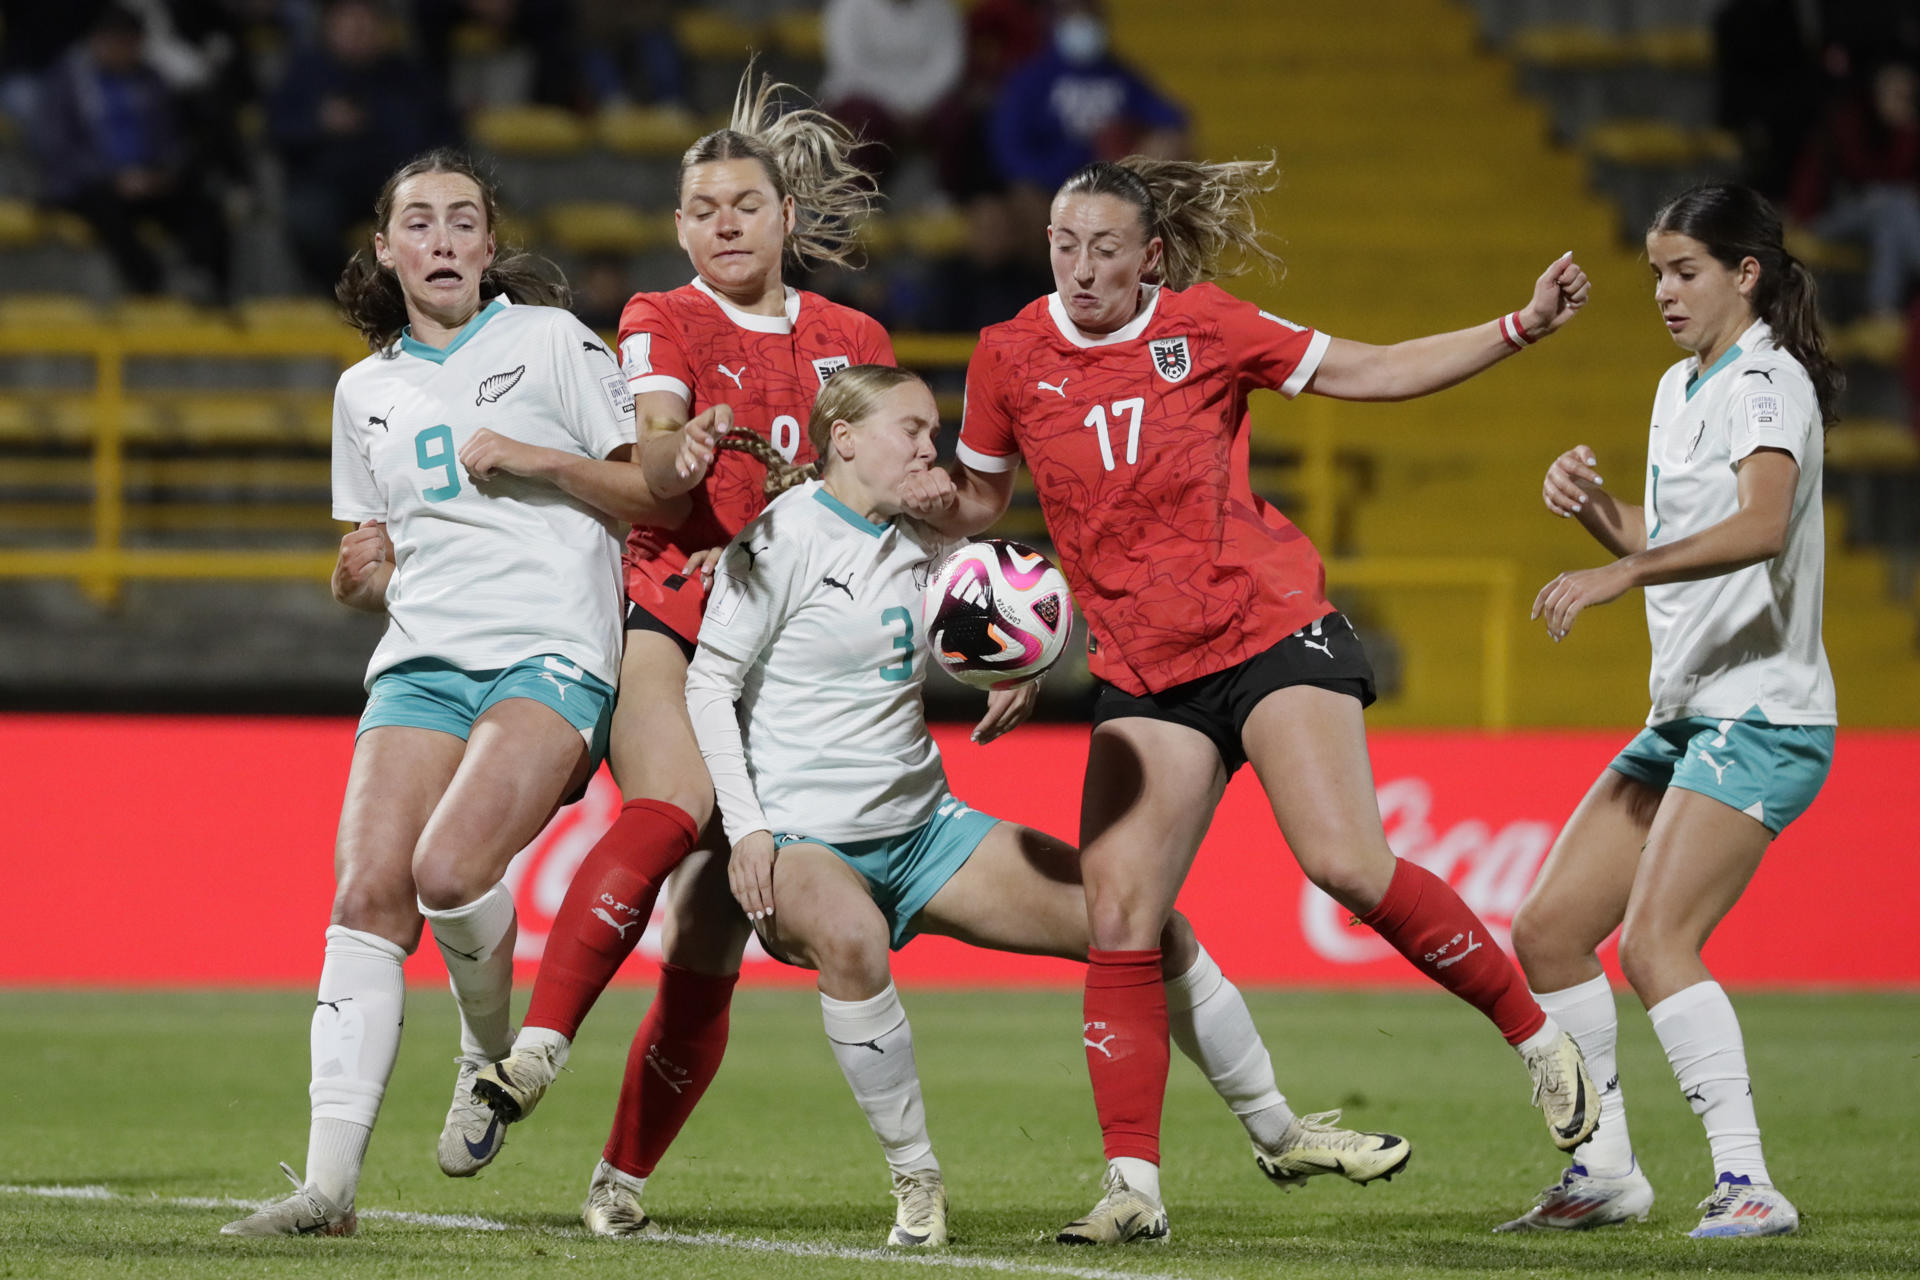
[2, 716, 1914, 986]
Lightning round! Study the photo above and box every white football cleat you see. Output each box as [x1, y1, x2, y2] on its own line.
[1689, 1174, 1799, 1238]
[886, 1167, 949, 1247]
[220, 1162, 356, 1237]
[582, 1159, 660, 1237]
[1494, 1160, 1655, 1232]
[437, 1054, 506, 1176]
[1254, 1109, 1412, 1189]
[1056, 1166, 1169, 1245]
[472, 1040, 563, 1124]
[1521, 1031, 1599, 1151]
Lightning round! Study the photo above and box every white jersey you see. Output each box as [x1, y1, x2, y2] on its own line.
[685, 481, 955, 847]
[1641, 319, 1834, 726]
[331, 297, 636, 688]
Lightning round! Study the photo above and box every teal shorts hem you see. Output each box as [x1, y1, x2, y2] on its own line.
[778, 797, 1001, 948]
[358, 655, 615, 774]
[1607, 714, 1833, 834]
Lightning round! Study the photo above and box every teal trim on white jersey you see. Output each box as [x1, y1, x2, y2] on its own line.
[686, 480, 957, 847]
[397, 296, 509, 365]
[812, 486, 885, 538]
[331, 299, 636, 689]
[1641, 319, 1834, 726]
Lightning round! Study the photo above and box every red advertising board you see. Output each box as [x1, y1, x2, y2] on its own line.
[2, 716, 1914, 987]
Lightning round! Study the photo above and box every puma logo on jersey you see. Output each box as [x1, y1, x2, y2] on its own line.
[368, 405, 393, 432]
[717, 363, 745, 389]
[476, 365, 526, 405]
[1744, 368, 1773, 383]
[1037, 376, 1070, 397]
[821, 573, 854, 600]
[735, 542, 765, 572]
[582, 339, 615, 364]
[1301, 637, 1333, 658]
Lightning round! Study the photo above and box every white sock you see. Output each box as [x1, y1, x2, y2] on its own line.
[1535, 975, 1636, 1176]
[1649, 980, 1770, 1183]
[1165, 945, 1293, 1149]
[306, 925, 407, 1207]
[600, 1159, 647, 1199]
[420, 883, 518, 1062]
[1110, 1155, 1161, 1205]
[511, 1024, 572, 1069]
[820, 984, 938, 1175]
[1515, 1016, 1564, 1058]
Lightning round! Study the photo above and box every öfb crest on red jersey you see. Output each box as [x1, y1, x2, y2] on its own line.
[1149, 336, 1191, 383]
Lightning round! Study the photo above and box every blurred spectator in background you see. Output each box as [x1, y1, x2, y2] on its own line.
[990, 0, 1185, 191]
[990, 0, 1185, 241]
[0, 1, 107, 128]
[33, 3, 235, 301]
[124, 0, 262, 197]
[1791, 59, 1920, 320]
[578, 0, 686, 110]
[415, 0, 584, 115]
[270, 0, 460, 291]
[820, 0, 966, 197]
[1713, 0, 1823, 200]
[915, 194, 1048, 331]
[572, 252, 632, 333]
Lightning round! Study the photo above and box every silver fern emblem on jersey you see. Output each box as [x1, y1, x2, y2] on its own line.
[475, 365, 526, 405]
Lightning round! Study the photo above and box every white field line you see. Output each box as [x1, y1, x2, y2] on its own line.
[0, 1183, 1216, 1280]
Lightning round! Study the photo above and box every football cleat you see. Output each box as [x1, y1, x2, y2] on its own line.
[1522, 1031, 1599, 1151]
[471, 1040, 563, 1124]
[220, 1162, 356, 1237]
[886, 1167, 949, 1248]
[1494, 1160, 1655, 1232]
[437, 1054, 506, 1176]
[1688, 1174, 1799, 1238]
[582, 1159, 660, 1237]
[1056, 1166, 1169, 1245]
[1254, 1109, 1412, 1189]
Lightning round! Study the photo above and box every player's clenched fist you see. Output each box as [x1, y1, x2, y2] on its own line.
[1543, 445, 1604, 517]
[1520, 252, 1592, 339]
[899, 467, 957, 520]
[331, 519, 393, 610]
[458, 427, 549, 481]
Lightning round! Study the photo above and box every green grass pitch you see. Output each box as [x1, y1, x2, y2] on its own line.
[2, 987, 1915, 1278]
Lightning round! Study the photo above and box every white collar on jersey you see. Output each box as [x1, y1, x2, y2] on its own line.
[691, 276, 801, 334]
[1046, 283, 1163, 348]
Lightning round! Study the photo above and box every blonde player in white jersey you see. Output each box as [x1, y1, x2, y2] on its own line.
[1501, 185, 1841, 1240]
[224, 149, 680, 1238]
[686, 364, 1409, 1249]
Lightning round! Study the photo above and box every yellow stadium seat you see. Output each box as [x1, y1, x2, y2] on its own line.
[0, 198, 41, 249]
[1826, 419, 1919, 471]
[1583, 121, 1737, 166]
[111, 297, 220, 331]
[1632, 27, 1715, 71]
[239, 297, 345, 340]
[1829, 314, 1908, 367]
[674, 11, 762, 60]
[470, 105, 590, 156]
[293, 394, 335, 447]
[1509, 26, 1632, 70]
[897, 210, 969, 258]
[597, 104, 704, 157]
[0, 397, 40, 444]
[38, 209, 94, 247]
[1784, 227, 1867, 274]
[0, 293, 104, 330]
[170, 394, 298, 448]
[544, 202, 661, 255]
[48, 394, 166, 447]
[769, 10, 824, 60]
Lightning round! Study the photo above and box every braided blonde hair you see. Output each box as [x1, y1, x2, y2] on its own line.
[1057, 155, 1284, 290]
[678, 64, 878, 270]
[715, 364, 925, 498]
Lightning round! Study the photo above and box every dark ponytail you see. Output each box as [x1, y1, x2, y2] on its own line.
[336, 148, 570, 352]
[1649, 184, 1843, 428]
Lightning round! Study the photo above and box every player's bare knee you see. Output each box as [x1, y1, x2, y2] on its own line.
[1616, 921, 1694, 997]
[662, 906, 751, 973]
[1298, 854, 1382, 915]
[330, 881, 422, 950]
[1085, 889, 1165, 951]
[410, 854, 492, 914]
[809, 917, 891, 993]
[1158, 912, 1199, 973]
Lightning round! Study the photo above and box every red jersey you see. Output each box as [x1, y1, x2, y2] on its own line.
[617, 280, 894, 640]
[957, 282, 1332, 696]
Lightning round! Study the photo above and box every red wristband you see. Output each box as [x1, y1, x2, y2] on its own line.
[1499, 311, 1536, 351]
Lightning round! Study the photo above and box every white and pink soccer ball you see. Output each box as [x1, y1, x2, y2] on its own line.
[921, 539, 1076, 690]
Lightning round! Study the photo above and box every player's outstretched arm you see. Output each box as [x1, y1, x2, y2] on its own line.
[1544, 445, 1645, 558]
[639, 399, 731, 500]
[457, 429, 691, 526]
[902, 462, 1014, 538]
[1307, 253, 1591, 402]
[331, 519, 393, 613]
[1532, 448, 1796, 641]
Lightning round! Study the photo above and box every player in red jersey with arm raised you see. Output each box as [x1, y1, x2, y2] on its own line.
[468, 72, 892, 1232]
[906, 157, 1599, 1243]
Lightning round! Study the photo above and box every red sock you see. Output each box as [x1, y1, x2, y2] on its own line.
[603, 962, 738, 1179]
[1361, 859, 1546, 1045]
[522, 799, 699, 1039]
[1084, 947, 1168, 1164]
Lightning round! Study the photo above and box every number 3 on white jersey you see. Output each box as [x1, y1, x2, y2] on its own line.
[1084, 397, 1145, 470]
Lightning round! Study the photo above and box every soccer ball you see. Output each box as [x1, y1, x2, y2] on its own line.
[921, 539, 1075, 690]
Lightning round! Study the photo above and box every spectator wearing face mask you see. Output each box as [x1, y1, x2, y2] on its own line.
[988, 0, 1186, 194]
